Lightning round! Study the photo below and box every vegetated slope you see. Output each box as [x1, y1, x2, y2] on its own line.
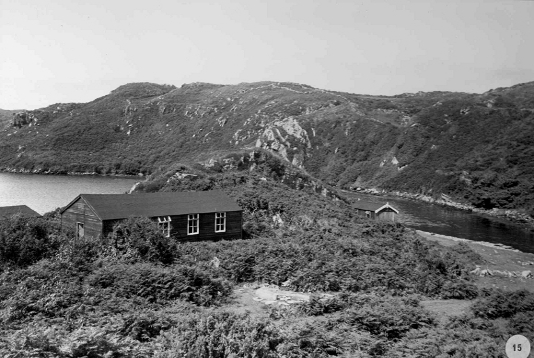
[0, 157, 483, 356]
[0, 109, 16, 131]
[1, 80, 534, 214]
[1, 158, 533, 356]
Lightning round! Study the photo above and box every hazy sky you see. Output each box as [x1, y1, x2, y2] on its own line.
[1, 0, 533, 109]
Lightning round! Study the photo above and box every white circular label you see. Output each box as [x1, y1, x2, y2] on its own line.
[506, 335, 531, 358]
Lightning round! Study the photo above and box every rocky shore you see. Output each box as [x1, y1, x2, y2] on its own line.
[0, 166, 142, 178]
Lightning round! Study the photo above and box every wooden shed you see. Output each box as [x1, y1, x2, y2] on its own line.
[353, 200, 399, 222]
[60, 191, 242, 241]
[0, 205, 41, 219]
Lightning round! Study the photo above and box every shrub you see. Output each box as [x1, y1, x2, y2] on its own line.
[105, 217, 175, 264]
[0, 259, 85, 322]
[297, 294, 348, 316]
[508, 312, 534, 337]
[342, 296, 436, 339]
[154, 312, 281, 358]
[55, 233, 101, 269]
[0, 215, 65, 268]
[471, 289, 534, 319]
[441, 280, 479, 300]
[119, 311, 176, 342]
[86, 263, 233, 306]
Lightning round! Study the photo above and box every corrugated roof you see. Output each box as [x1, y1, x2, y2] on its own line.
[0, 205, 41, 218]
[61, 191, 242, 220]
[353, 200, 399, 213]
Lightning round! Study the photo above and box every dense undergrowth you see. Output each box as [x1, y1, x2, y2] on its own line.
[0, 165, 532, 357]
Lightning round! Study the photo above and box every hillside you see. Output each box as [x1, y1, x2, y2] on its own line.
[1, 80, 534, 215]
[1, 158, 533, 356]
[0, 109, 16, 131]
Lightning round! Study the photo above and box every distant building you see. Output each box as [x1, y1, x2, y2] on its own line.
[60, 191, 243, 241]
[0, 205, 41, 219]
[353, 201, 399, 222]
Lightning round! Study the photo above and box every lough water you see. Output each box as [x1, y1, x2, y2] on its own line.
[0, 172, 139, 215]
[345, 192, 534, 254]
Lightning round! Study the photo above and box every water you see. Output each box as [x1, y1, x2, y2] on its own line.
[0, 172, 139, 215]
[345, 192, 534, 254]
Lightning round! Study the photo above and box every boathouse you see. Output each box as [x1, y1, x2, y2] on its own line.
[60, 191, 242, 241]
[353, 200, 399, 222]
[0, 205, 41, 219]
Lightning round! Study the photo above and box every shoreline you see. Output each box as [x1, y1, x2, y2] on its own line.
[0, 167, 142, 179]
[415, 230, 524, 253]
[416, 229, 534, 292]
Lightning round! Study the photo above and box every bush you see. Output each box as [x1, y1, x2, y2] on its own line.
[55, 233, 101, 269]
[86, 263, 233, 306]
[342, 296, 436, 339]
[105, 217, 175, 264]
[120, 311, 176, 342]
[0, 259, 85, 322]
[154, 312, 281, 357]
[0, 215, 65, 268]
[471, 289, 534, 319]
[297, 294, 348, 316]
[441, 280, 479, 299]
[508, 311, 534, 337]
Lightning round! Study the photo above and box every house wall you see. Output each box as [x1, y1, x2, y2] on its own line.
[376, 208, 397, 222]
[100, 211, 243, 241]
[61, 198, 103, 238]
[172, 210, 242, 241]
[356, 209, 376, 219]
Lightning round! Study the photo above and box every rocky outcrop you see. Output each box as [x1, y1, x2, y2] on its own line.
[199, 150, 343, 202]
[13, 111, 38, 128]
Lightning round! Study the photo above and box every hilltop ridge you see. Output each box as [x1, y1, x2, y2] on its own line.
[1, 80, 534, 217]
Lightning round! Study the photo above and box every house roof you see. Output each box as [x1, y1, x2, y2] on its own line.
[353, 200, 399, 214]
[0, 205, 41, 218]
[60, 191, 242, 220]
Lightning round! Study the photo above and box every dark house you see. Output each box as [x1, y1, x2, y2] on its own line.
[0, 205, 41, 219]
[60, 191, 242, 241]
[353, 201, 399, 222]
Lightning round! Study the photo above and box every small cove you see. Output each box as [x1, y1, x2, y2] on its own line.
[0, 172, 139, 215]
[344, 191, 534, 254]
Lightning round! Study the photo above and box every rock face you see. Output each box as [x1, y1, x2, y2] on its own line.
[13, 112, 37, 128]
[1, 81, 534, 216]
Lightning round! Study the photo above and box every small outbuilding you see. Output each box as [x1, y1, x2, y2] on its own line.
[353, 200, 399, 222]
[60, 191, 242, 241]
[0, 205, 41, 219]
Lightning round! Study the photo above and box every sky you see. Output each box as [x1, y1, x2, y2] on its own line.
[1, 0, 533, 109]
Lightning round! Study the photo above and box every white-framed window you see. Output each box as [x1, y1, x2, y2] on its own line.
[157, 216, 172, 237]
[76, 222, 84, 239]
[215, 212, 226, 232]
[188, 214, 199, 235]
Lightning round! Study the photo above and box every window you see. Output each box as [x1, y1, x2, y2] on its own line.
[157, 216, 172, 237]
[215, 212, 226, 232]
[76, 222, 84, 239]
[188, 214, 199, 235]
